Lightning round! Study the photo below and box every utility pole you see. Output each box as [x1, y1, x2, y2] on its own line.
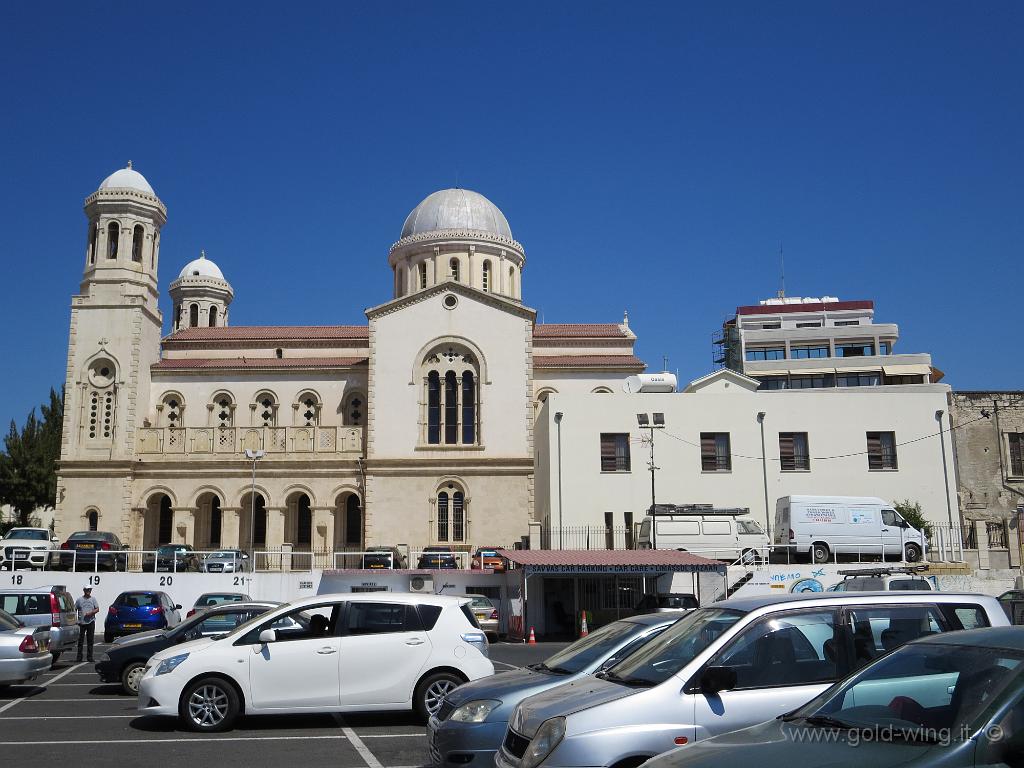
[637, 413, 666, 549]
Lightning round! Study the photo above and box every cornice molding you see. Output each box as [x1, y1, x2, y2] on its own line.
[388, 229, 525, 260]
[366, 279, 536, 322]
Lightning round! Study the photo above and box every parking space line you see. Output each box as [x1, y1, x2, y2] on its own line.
[1, 715, 136, 720]
[357, 734, 425, 738]
[336, 715, 385, 768]
[0, 662, 86, 715]
[11, 698, 127, 702]
[0, 735, 353, 746]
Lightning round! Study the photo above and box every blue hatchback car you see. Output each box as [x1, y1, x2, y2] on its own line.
[104, 590, 182, 642]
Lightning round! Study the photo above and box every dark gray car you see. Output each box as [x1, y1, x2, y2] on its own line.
[428, 612, 685, 768]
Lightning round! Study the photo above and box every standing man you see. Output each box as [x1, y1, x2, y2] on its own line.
[75, 585, 99, 662]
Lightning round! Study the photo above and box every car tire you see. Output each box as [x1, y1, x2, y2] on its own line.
[121, 661, 146, 695]
[811, 543, 831, 564]
[414, 671, 463, 722]
[51, 651, 62, 667]
[905, 543, 923, 563]
[180, 676, 241, 732]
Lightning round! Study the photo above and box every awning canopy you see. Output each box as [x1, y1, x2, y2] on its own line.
[496, 548, 726, 574]
[834, 366, 883, 375]
[790, 367, 836, 375]
[883, 364, 933, 376]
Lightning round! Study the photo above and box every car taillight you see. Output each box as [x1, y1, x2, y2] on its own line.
[152, 605, 163, 614]
[50, 594, 61, 627]
[101, 541, 112, 550]
[19, 635, 39, 653]
[489, 609, 498, 620]
[60, 542, 70, 550]
[186, 609, 196, 618]
[108, 606, 118, 616]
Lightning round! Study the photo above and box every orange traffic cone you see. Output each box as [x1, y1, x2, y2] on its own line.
[579, 612, 589, 638]
[528, 626, 537, 644]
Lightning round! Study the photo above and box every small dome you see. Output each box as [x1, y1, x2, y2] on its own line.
[401, 188, 512, 240]
[98, 163, 155, 195]
[178, 251, 225, 280]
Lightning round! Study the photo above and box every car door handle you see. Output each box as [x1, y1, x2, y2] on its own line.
[316, 647, 337, 655]
[406, 638, 425, 646]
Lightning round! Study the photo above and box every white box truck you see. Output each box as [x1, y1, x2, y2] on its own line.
[775, 495, 927, 564]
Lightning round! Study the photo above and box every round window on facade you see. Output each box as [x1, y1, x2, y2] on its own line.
[87, 358, 116, 388]
[442, 294, 458, 310]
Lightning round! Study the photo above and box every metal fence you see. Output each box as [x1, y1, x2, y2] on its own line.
[540, 526, 635, 551]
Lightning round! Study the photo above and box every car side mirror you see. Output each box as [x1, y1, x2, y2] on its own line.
[174, 604, 182, 610]
[259, 629, 277, 644]
[51, 536, 59, 543]
[242, 553, 250, 559]
[699, 666, 737, 695]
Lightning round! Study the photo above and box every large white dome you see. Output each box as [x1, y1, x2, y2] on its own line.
[178, 252, 225, 280]
[401, 188, 512, 240]
[98, 163, 155, 195]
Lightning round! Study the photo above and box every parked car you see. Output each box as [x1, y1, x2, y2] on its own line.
[471, 548, 506, 571]
[49, 531, 128, 571]
[97, 600, 280, 694]
[362, 546, 408, 569]
[0, 607, 51, 688]
[138, 593, 493, 731]
[142, 544, 202, 573]
[186, 592, 252, 618]
[464, 594, 500, 638]
[105, 590, 182, 643]
[429, 612, 683, 768]
[0, 527, 60, 570]
[774, 495, 928, 563]
[636, 506, 768, 562]
[201, 549, 250, 573]
[0, 584, 80, 665]
[495, 591, 1008, 768]
[828, 565, 933, 592]
[635, 592, 700, 612]
[639, 626, 1024, 768]
[418, 546, 459, 569]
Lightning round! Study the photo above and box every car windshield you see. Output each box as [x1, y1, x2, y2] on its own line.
[606, 608, 744, 685]
[737, 520, 763, 535]
[541, 620, 643, 675]
[207, 552, 239, 560]
[116, 593, 158, 607]
[468, 596, 493, 610]
[69, 532, 106, 541]
[792, 643, 1024, 742]
[6, 530, 48, 541]
[198, 594, 244, 605]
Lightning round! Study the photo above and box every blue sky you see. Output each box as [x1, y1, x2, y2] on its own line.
[1, 2, 1021, 430]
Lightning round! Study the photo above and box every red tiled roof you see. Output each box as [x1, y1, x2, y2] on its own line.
[737, 300, 873, 316]
[533, 354, 645, 369]
[496, 549, 723, 568]
[153, 356, 368, 371]
[165, 326, 369, 342]
[533, 324, 627, 338]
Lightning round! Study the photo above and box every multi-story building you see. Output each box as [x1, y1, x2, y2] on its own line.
[714, 296, 938, 390]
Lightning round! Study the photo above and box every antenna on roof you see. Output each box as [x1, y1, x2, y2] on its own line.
[777, 241, 786, 299]
[662, 354, 669, 372]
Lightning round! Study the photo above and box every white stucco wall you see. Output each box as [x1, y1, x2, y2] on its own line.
[538, 387, 960, 534]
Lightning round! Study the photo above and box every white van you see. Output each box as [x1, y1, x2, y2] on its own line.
[637, 510, 769, 562]
[775, 495, 927, 563]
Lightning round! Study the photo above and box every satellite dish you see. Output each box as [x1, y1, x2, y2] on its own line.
[623, 376, 643, 394]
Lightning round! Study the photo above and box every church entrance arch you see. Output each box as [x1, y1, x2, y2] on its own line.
[284, 491, 313, 565]
[143, 493, 174, 550]
[334, 492, 363, 557]
[239, 491, 267, 558]
[194, 492, 223, 551]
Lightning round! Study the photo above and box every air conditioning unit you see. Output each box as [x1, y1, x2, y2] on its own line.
[409, 575, 434, 594]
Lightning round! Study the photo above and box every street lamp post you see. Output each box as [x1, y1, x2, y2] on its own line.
[637, 413, 665, 550]
[757, 411, 771, 541]
[554, 412, 564, 549]
[244, 448, 265, 566]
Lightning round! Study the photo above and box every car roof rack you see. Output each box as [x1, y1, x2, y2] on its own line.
[837, 565, 930, 578]
[648, 503, 751, 517]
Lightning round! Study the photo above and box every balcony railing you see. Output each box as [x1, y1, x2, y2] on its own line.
[137, 426, 363, 456]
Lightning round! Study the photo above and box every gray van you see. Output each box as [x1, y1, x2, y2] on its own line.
[0, 584, 79, 664]
[496, 592, 1007, 768]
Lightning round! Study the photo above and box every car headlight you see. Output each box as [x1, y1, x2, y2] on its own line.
[522, 717, 566, 768]
[450, 699, 501, 723]
[155, 653, 189, 676]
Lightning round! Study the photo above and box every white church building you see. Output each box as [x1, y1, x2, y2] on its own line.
[54, 165, 645, 560]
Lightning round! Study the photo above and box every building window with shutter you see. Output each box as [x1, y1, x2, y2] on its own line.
[779, 432, 810, 471]
[1009, 433, 1024, 477]
[867, 431, 898, 470]
[600, 433, 631, 472]
[701, 432, 732, 471]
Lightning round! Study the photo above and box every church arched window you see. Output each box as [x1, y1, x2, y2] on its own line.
[254, 392, 278, 427]
[189, 303, 199, 327]
[482, 260, 491, 292]
[450, 258, 460, 282]
[160, 393, 183, 429]
[107, 222, 119, 259]
[131, 225, 144, 262]
[435, 481, 467, 543]
[173, 304, 181, 331]
[208, 305, 218, 327]
[296, 391, 321, 426]
[422, 344, 479, 446]
[508, 266, 516, 297]
[342, 392, 365, 426]
[212, 392, 234, 428]
[87, 509, 99, 531]
[89, 224, 98, 265]
[419, 262, 428, 290]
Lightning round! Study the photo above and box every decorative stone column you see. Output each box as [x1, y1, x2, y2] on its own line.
[220, 507, 241, 549]
[129, 507, 147, 550]
[312, 506, 336, 568]
[171, 507, 196, 546]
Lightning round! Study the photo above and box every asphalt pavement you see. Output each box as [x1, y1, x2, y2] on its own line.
[0, 640, 568, 767]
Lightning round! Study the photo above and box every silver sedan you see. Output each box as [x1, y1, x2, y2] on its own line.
[0, 608, 52, 688]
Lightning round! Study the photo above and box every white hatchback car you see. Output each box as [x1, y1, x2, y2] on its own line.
[137, 592, 493, 731]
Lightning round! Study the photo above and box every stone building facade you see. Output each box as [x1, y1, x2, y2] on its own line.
[951, 391, 1024, 522]
[54, 169, 645, 561]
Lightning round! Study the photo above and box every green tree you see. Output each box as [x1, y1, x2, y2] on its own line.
[0, 388, 64, 527]
[894, 499, 932, 537]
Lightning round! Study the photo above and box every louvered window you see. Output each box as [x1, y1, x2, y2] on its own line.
[779, 432, 810, 471]
[700, 432, 731, 471]
[867, 431, 898, 470]
[600, 433, 630, 472]
[1009, 433, 1023, 477]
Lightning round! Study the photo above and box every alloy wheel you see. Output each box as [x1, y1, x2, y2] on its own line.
[424, 678, 458, 715]
[187, 683, 230, 728]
